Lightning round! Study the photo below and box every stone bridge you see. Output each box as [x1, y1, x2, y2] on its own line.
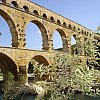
[0, 0, 99, 82]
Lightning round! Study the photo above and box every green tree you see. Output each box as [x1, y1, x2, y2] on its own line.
[94, 39, 100, 69]
[32, 54, 100, 100]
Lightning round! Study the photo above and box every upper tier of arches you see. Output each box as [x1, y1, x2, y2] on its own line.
[0, 0, 93, 37]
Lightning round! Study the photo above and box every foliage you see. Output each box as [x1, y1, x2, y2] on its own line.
[3, 72, 15, 100]
[31, 53, 100, 100]
[94, 39, 100, 68]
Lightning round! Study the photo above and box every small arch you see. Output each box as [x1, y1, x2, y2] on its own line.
[84, 31, 86, 35]
[87, 32, 89, 36]
[42, 13, 47, 20]
[78, 28, 80, 32]
[1, 0, 6, 3]
[68, 24, 72, 29]
[23, 6, 29, 12]
[73, 26, 76, 31]
[81, 30, 84, 33]
[84, 38, 87, 42]
[33, 10, 39, 16]
[57, 20, 61, 25]
[63, 22, 66, 27]
[78, 28, 80, 30]
[90, 33, 91, 37]
[11, 1, 18, 8]
[50, 16, 54, 22]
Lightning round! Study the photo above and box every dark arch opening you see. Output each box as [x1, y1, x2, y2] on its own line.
[53, 29, 68, 51]
[57, 20, 61, 25]
[43, 13, 47, 20]
[11, 1, 18, 8]
[33, 10, 39, 16]
[63, 22, 66, 27]
[84, 31, 86, 35]
[78, 28, 80, 33]
[50, 16, 54, 22]
[23, 6, 29, 12]
[81, 30, 84, 33]
[26, 20, 48, 50]
[0, 9, 17, 47]
[33, 55, 49, 66]
[28, 55, 49, 73]
[1, 0, 6, 3]
[28, 55, 49, 81]
[68, 24, 72, 29]
[73, 26, 76, 31]
[0, 53, 18, 81]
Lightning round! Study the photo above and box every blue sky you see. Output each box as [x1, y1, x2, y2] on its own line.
[0, 0, 100, 49]
[32, 0, 100, 30]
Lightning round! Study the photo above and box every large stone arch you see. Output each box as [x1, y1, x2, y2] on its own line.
[53, 28, 68, 52]
[0, 53, 19, 81]
[0, 9, 18, 47]
[28, 53, 50, 66]
[25, 20, 49, 50]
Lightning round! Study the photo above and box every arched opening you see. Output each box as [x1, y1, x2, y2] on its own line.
[28, 55, 49, 81]
[78, 28, 80, 33]
[71, 34, 78, 55]
[0, 53, 18, 80]
[32, 55, 49, 66]
[73, 26, 76, 31]
[1, 0, 6, 3]
[0, 16, 12, 47]
[71, 34, 76, 45]
[26, 20, 48, 50]
[23, 6, 29, 12]
[81, 30, 84, 33]
[57, 20, 61, 25]
[11, 1, 18, 8]
[68, 24, 72, 29]
[0, 9, 17, 47]
[53, 29, 68, 51]
[0, 53, 18, 92]
[50, 16, 54, 22]
[84, 31, 86, 35]
[63, 22, 66, 27]
[33, 10, 39, 16]
[42, 13, 47, 20]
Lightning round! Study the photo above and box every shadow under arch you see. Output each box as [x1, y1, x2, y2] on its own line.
[53, 28, 68, 52]
[28, 54, 49, 77]
[0, 53, 19, 81]
[32, 55, 49, 66]
[25, 20, 49, 50]
[0, 9, 18, 47]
